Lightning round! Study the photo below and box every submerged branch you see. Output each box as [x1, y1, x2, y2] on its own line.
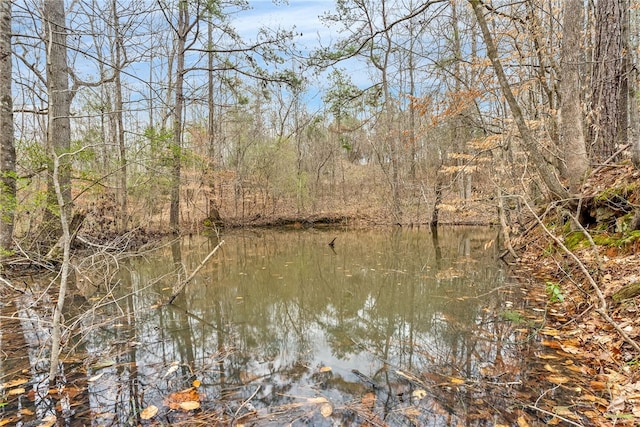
[167, 240, 225, 305]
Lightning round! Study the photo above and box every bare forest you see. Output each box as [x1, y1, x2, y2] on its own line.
[2, 0, 640, 425]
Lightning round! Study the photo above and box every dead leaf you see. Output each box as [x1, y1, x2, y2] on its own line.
[163, 388, 200, 410]
[192, 379, 201, 388]
[412, 389, 427, 400]
[361, 392, 376, 408]
[178, 401, 200, 411]
[91, 359, 116, 370]
[547, 375, 570, 385]
[320, 403, 332, 417]
[7, 388, 25, 396]
[590, 381, 607, 390]
[450, 377, 465, 385]
[140, 405, 158, 420]
[36, 415, 57, 427]
[0, 378, 28, 390]
[319, 366, 332, 373]
[517, 415, 530, 427]
[306, 397, 329, 404]
[164, 364, 179, 378]
[88, 372, 104, 382]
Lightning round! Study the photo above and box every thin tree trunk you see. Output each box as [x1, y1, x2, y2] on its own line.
[48, 153, 72, 383]
[112, 0, 128, 232]
[470, 0, 569, 201]
[0, 0, 15, 255]
[170, 2, 187, 232]
[44, 0, 72, 229]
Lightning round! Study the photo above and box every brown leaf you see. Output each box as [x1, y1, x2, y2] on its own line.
[547, 375, 570, 385]
[320, 403, 333, 417]
[36, 415, 57, 427]
[140, 405, 158, 420]
[163, 388, 200, 410]
[0, 378, 28, 389]
[178, 401, 200, 411]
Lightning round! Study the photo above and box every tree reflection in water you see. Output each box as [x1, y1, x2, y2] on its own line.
[2, 227, 535, 425]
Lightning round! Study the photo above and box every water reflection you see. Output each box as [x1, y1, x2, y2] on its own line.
[57, 228, 528, 424]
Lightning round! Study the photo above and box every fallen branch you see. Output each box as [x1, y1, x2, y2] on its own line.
[522, 198, 640, 354]
[167, 240, 224, 305]
[0, 275, 24, 293]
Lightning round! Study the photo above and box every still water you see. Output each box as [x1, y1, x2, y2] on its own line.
[75, 227, 529, 425]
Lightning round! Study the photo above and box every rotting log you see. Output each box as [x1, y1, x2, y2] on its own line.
[612, 282, 640, 304]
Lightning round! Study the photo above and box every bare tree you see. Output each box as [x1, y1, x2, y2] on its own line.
[559, 0, 589, 192]
[43, 0, 72, 228]
[0, 0, 15, 256]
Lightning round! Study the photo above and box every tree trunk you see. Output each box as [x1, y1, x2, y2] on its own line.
[589, 0, 625, 162]
[0, 0, 15, 255]
[170, 1, 187, 232]
[112, 0, 128, 232]
[559, 0, 589, 193]
[470, 0, 569, 201]
[44, 0, 72, 228]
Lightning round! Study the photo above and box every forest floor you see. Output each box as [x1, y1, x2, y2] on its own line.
[507, 163, 640, 426]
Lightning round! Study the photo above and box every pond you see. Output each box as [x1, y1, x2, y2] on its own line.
[2, 227, 539, 426]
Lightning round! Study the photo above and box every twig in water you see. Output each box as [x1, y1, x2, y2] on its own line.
[234, 385, 260, 419]
[167, 240, 225, 305]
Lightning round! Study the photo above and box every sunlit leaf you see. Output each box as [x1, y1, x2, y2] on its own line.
[0, 418, 16, 427]
[543, 364, 559, 373]
[88, 372, 104, 382]
[179, 401, 200, 411]
[192, 379, 201, 388]
[319, 366, 332, 373]
[7, 388, 25, 396]
[140, 405, 158, 420]
[536, 353, 560, 360]
[547, 375, 570, 385]
[450, 377, 465, 385]
[36, 415, 57, 427]
[582, 394, 608, 405]
[540, 328, 561, 336]
[320, 403, 333, 417]
[516, 415, 530, 427]
[412, 389, 427, 400]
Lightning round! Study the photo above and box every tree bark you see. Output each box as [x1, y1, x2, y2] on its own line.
[559, 0, 589, 193]
[589, 0, 625, 162]
[44, 0, 72, 223]
[112, 0, 128, 232]
[470, 0, 569, 201]
[169, 1, 188, 232]
[0, 0, 15, 255]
